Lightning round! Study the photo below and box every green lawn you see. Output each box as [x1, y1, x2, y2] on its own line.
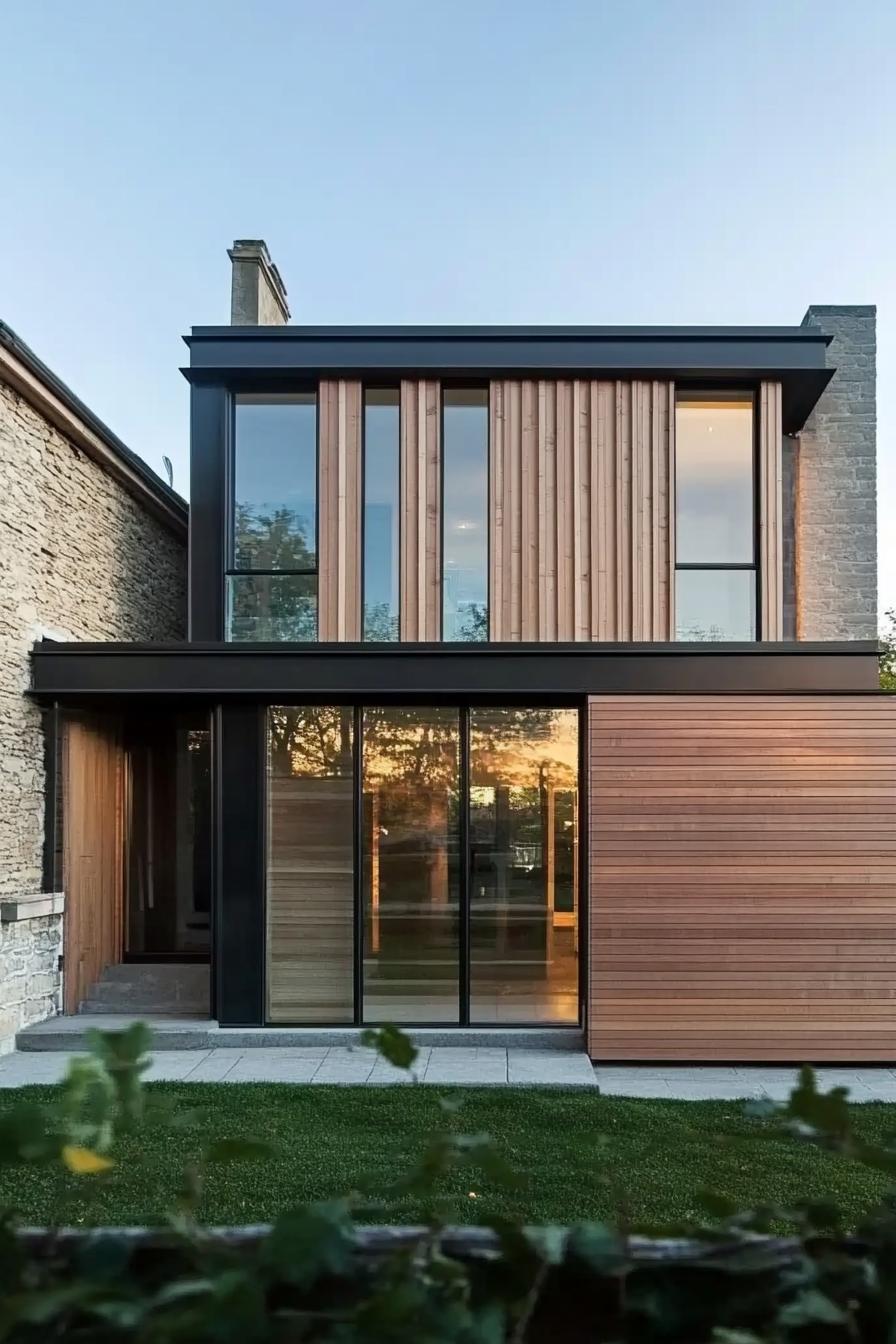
[0, 1083, 892, 1231]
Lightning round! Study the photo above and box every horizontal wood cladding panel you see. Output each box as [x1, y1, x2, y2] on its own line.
[588, 695, 896, 1061]
[490, 380, 672, 641]
[318, 380, 362, 640]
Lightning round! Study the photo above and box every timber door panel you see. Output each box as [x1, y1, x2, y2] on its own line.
[63, 715, 124, 1012]
[588, 695, 896, 1061]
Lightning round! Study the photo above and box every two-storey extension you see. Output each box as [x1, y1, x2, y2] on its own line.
[30, 242, 891, 1060]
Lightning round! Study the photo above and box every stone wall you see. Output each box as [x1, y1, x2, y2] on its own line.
[0, 900, 63, 1054]
[0, 375, 186, 1044]
[797, 306, 877, 639]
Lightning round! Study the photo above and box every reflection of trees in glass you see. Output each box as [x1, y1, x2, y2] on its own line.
[363, 602, 399, 642]
[268, 707, 353, 779]
[267, 706, 575, 790]
[677, 622, 726, 641]
[230, 504, 317, 642]
[453, 604, 488, 642]
[234, 503, 315, 571]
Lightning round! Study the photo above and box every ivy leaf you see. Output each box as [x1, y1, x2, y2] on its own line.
[778, 1289, 848, 1327]
[361, 1024, 418, 1071]
[262, 1202, 354, 1289]
[566, 1222, 626, 1272]
[695, 1188, 741, 1220]
[786, 1066, 851, 1139]
[62, 1144, 114, 1175]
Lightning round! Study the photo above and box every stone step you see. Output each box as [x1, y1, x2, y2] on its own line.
[77, 964, 210, 1016]
[17, 1016, 585, 1054]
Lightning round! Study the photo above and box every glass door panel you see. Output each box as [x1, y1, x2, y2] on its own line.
[469, 709, 579, 1023]
[362, 707, 460, 1022]
[266, 707, 355, 1022]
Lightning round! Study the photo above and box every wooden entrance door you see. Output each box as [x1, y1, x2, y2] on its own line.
[62, 714, 124, 1012]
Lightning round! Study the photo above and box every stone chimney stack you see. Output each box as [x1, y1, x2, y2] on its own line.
[228, 239, 290, 325]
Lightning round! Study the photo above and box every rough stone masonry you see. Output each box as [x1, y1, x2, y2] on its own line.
[798, 306, 877, 640]
[0, 374, 185, 1051]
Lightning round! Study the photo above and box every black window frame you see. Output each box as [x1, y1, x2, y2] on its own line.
[225, 389, 320, 642]
[673, 385, 761, 642]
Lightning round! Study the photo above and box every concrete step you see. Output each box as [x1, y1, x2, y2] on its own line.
[17, 1016, 585, 1054]
[77, 964, 210, 1016]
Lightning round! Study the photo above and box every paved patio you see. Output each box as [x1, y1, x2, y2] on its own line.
[2, 1047, 896, 1097]
[0, 1046, 597, 1087]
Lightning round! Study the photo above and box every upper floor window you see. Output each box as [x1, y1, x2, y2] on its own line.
[227, 393, 318, 641]
[442, 388, 488, 641]
[363, 389, 400, 641]
[675, 392, 756, 640]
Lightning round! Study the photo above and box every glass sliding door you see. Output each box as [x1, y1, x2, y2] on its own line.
[263, 703, 579, 1026]
[362, 708, 460, 1022]
[469, 709, 579, 1024]
[266, 707, 354, 1022]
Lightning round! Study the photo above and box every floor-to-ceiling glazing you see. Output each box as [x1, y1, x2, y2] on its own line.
[265, 705, 579, 1025]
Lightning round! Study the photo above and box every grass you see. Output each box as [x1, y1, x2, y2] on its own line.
[0, 1083, 893, 1231]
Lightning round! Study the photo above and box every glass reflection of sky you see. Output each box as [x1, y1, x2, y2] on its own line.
[363, 392, 400, 640]
[234, 395, 316, 564]
[676, 396, 753, 564]
[443, 390, 488, 640]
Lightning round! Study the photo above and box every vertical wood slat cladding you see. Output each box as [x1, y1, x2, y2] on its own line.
[318, 380, 362, 641]
[400, 380, 441, 640]
[62, 715, 123, 1012]
[490, 380, 673, 640]
[588, 695, 896, 1061]
[759, 381, 784, 640]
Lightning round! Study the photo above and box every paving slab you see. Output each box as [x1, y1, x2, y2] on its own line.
[507, 1049, 597, 1086]
[423, 1047, 508, 1084]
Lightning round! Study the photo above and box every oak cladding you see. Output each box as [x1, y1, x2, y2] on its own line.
[318, 380, 362, 641]
[489, 380, 673, 641]
[588, 695, 896, 1061]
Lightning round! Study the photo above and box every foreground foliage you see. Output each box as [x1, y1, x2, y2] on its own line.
[1, 1026, 896, 1340]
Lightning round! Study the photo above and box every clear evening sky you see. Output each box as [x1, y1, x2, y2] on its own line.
[1, 0, 893, 623]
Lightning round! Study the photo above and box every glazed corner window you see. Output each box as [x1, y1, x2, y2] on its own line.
[674, 392, 756, 640]
[442, 388, 488, 641]
[363, 389, 400, 641]
[227, 393, 318, 642]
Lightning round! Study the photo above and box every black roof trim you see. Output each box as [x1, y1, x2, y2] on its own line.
[0, 320, 187, 533]
[30, 639, 881, 700]
[182, 324, 834, 433]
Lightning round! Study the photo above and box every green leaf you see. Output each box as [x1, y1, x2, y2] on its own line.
[786, 1065, 851, 1139]
[75, 1234, 132, 1283]
[566, 1222, 626, 1272]
[262, 1201, 354, 1289]
[695, 1188, 742, 1219]
[361, 1024, 418, 1071]
[778, 1289, 848, 1327]
[205, 1137, 275, 1163]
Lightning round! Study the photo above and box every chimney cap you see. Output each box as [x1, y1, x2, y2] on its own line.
[228, 239, 290, 323]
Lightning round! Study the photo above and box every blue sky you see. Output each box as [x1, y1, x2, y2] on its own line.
[2, 0, 893, 620]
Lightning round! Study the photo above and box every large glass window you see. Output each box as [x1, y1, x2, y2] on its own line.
[675, 392, 756, 640]
[469, 709, 579, 1024]
[227, 394, 318, 641]
[266, 708, 354, 1022]
[442, 389, 488, 641]
[363, 389, 400, 640]
[362, 708, 460, 1022]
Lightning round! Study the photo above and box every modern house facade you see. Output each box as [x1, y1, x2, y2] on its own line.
[0, 320, 186, 1052]
[28, 243, 894, 1060]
